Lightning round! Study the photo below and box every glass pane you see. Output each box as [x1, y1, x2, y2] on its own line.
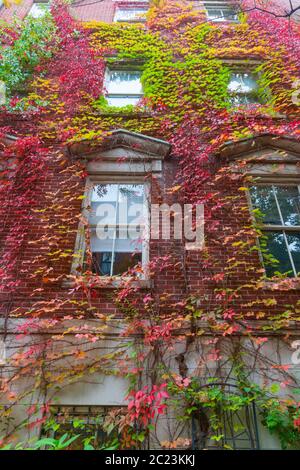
[274, 185, 300, 226]
[114, 8, 147, 21]
[230, 94, 259, 105]
[206, 8, 223, 20]
[286, 232, 300, 275]
[250, 186, 281, 225]
[92, 251, 142, 276]
[92, 252, 112, 276]
[91, 231, 143, 252]
[106, 96, 142, 107]
[113, 252, 142, 275]
[222, 8, 237, 20]
[262, 231, 294, 277]
[89, 184, 145, 227]
[228, 73, 258, 94]
[28, 3, 50, 18]
[119, 184, 145, 226]
[107, 71, 142, 95]
[90, 184, 118, 226]
[206, 8, 237, 21]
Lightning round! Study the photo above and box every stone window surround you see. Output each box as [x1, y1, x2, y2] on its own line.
[217, 133, 300, 288]
[203, 1, 240, 23]
[64, 129, 171, 289]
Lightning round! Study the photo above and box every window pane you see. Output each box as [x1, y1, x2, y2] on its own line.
[107, 71, 142, 95]
[89, 183, 145, 277]
[114, 8, 147, 21]
[90, 184, 118, 226]
[92, 251, 142, 276]
[90, 184, 145, 226]
[113, 252, 142, 275]
[222, 8, 237, 20]
[262, 231, 294, 277]
[106, 96, 142, 107]
[250, 186, 281, 225]
[286, 232, 300, 275]
[28, 3, 50, 18]
[230, 94, 259, 105]
[43, 406, 126, 450]
[274, 185, 300, 226]
[206, 8, 237, 21]
[228, 73, 258, 94]
[119, 184, 144, 225]
[206, 8, 223, 19]
[92, 252, 112, 276]
[91, 231, 143, 252]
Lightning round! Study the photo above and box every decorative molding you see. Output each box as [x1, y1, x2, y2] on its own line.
[66, 129, 171, 175]
[217, 133, 300, 162]
[67, 128, 171, 160]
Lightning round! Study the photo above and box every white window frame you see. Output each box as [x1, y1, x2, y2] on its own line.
[73, 175, 150, 282]
[113, 7, 148, 23]
[105, 68, 143, 108]
[248, 180, 300, 278]
[204, 3, 238, 22]
[27, 1, 50, 18]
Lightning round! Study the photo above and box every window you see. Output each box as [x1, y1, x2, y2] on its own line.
[250, 184, 300, 277]
[42, 406, 126, 450]
[106, 70, 143, 108]
[114, 7, 148, 22]
[228, 72, 260, 105]
[88, 182, 148, 277]
[0, 339, 6, 366]
[68, 129, 170, 286]
[28, 1, 50, 18]
[205, 3, 238, 22]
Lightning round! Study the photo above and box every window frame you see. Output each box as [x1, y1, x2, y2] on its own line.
[113, 6, 148, 23]
[204, 2, 239, 22]
[27, 0, 50, 18]
[104, 67, 144, 108]
[247, 179, 300, 278]
[73, 175, 150, 282]
[41, 405, 127, 449]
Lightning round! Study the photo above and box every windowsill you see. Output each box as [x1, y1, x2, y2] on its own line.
[62, 277, 153, 290]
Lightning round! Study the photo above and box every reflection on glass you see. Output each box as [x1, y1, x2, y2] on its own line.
[28, 3, 50, 18]
[107, 71, 142, 95]
[206, 7, 237, 21]
[274, 186, 300, 226]
[92, 252, 142, 276]
[89, 184, 145, 276]
[250, 186, 281, 225]
[114, 8, 148, 22]
[228, 72, 259, 105]
[106, 96, 141, 107]
[286, 232, 300, 275]
[263, 231, 293, 277]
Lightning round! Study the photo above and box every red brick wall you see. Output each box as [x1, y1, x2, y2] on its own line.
[0, 0, 33, 21]
[0, 0, 150, 23]
[0, 0, 298, 23]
